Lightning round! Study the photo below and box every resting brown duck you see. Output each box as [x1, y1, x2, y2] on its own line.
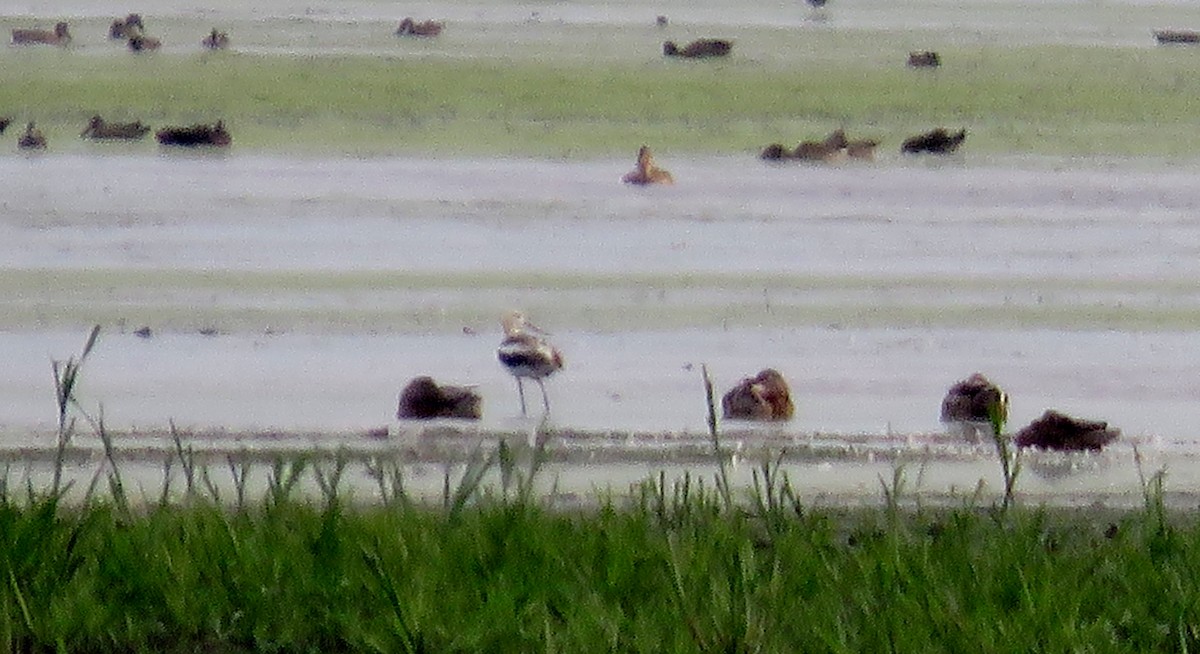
[12, 22, 71, 46]
[81, 115, 151, 140]
[1014, 409, 1120, 452]
[663, 38, 732, 58]
[396, 17, 444, 37]
[907, 50, 941, 68]
[397, 376, 482, 420]
[940, 373, 1008, 442]
[201, 29, 230, 50]
[901, 127, 967, 154]
[760, 143, 790, 160]
[1153, 29, 1199, 44]
[621, 145, 674, 185]
[109, 14, 143, 40]
[18, 122, 46, 150]
[793, 128, 848, 162]
[156, 121, 231, 147]
[128, 32, 161, 51]
[722, 369, 795, 421]
[845, 137, 880, 160]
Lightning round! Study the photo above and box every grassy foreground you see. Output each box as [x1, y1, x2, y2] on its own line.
[2, 464, 1199, 653]
[3, 41, 1199, 157]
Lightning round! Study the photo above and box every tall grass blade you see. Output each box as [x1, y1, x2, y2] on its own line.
[701, 364, 733, 512]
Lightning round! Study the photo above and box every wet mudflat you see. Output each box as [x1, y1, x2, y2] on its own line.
[4, 0, 1200, 504]
[2, 151, 1200, 503]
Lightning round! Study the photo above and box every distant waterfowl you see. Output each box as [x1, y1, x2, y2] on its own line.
[17, 122, 46, 150]
[12, 22, 71, 46]
[1014, 409, 1120, 452]
[396, 17, 444, 37]
[844, 137, 880, 160]
[663, 38, 732, 58]
[397, 376, 482, 420]
[807, 0, 828, 7]
[109, 14, 143, 40]
[793, 128, 848, 162]
[940, 373, 1008, 442]
[656, 15, 669, 27]
[128, 32, 161, 51]
[201, 29, 230, 50]
[497, 310, 564, 416]
[907, 50, 941, 68]
[156, 121, 231, 147]
[760, 143, 790, 161]
[901, 127, 967, 154]
[0, 118, 10, 134]
[621, 145, 674, 185]
[761, 129, 878, 162]
[1153, 29, 1199, 44]
[722, 369, 795, 421]
[81, 115, 150, 140]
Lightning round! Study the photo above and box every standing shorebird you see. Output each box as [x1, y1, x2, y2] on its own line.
[497, 310, 564, 415]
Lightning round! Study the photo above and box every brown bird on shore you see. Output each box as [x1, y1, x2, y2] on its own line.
[793, 128, 849, 162]
[128, 32, 162, 51]
[907, 50, 941, 68]
[81, 115, 151, 140]
[497, 310, 564, 415]
[902, 127, 967, 154]
[662, 38, 732, 58]
[156, 121, 231, 147]
[201, 28, 230, 50]
[18, 122, 46, 150]
[109, 14, 143, 39]
[397, 376, 482, 420]
[12, 22, 71, 46]
[621, 146, 674, 185]
[722, 369, 795, 421]
[395, 17, 444, 37]
[1014, 410, 1120, 452]
[940, 373, 1008, 442]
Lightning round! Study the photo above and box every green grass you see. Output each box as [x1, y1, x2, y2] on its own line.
[2, 39, 1199, 157]
[1, 460, 1198, 653]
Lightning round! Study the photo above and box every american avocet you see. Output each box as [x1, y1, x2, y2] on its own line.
[1014, 410, 1120, 452]
[397, 376, 482, 420]
[940, 373, 1008, 442]
[722, 369, 795, 421]
[497, 311, 564, 415]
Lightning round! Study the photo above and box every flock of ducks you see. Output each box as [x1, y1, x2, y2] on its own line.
[618, 123, 967, 188]
[0, 116, 231, 150]
[5, 11, 967, 161]
[397, 312, 1121, 453]
[7, 14, 235, 151]
[10, 14, 229, 52]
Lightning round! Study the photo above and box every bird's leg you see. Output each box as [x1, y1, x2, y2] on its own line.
[517, 378, 528, 416]
[536, 378, 550, 414]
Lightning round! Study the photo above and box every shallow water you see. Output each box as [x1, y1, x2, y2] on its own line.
[4, 0, 1200, 503]
[3, 153, 1200, 447]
